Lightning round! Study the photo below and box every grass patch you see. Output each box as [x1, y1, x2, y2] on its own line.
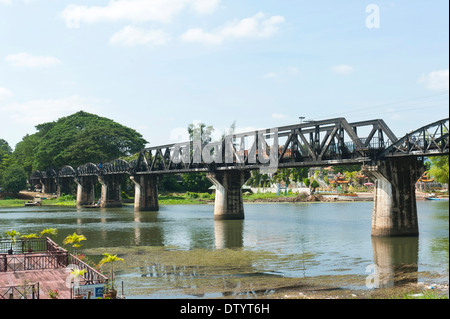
[42, 198, 77, 206]
[158, 192, 214, 205]
[398, 290, 448, 299]
[243, 192, 297, 200]
[1, 191, 301, 207]
[41, 194, 77, 206]
[0, 199, 27, 207]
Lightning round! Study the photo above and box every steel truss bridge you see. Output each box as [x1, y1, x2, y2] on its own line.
[30, 117, 449, 182]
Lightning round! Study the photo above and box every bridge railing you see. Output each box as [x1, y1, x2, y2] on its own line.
[0, 238, 69, 272]
[0, 238, 48, 255]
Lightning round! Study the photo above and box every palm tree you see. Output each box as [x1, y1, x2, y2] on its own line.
[99, 253, 124, 293]
[63, 232, 86, 255]
[5, 230, 20, 254]
[40, 228, 58, 238]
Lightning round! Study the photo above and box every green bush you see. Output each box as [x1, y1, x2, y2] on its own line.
[186, 192, 199, 199]
[199, 193, 211, 199]
[59, 194, 75, 201]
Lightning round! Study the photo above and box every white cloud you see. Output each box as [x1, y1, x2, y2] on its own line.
[0, 95, 96, 125]
[263, 67, 299, 80]
[419, 69, 449, 91]
[181, 12, 285, 45]
[190, 0, 220, 14]
[271, 113, 287, 120]
[221, 12, 285, 39]
[61, 0, 221, 28]
[0, 87, 13, 100]
[110, 26, 171, 46]
[5, 52, 62, 68]
[180, 28, 223, 44]
[263, 72, 278, 79]
[0, 0, 36, 4]
[330, 64, 354, 75]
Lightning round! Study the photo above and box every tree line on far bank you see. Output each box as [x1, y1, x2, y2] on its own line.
[1, 111, 448, 196]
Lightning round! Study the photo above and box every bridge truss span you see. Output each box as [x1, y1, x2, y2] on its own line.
[29, 117, 448, 178]
[380, 118, 449, 158]
[132, 117, 400, 174]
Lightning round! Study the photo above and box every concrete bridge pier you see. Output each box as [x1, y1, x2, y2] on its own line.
[75, 176, 97, 207]
[56, 177, 73, 197]
[40, 178, 57, 194]
[130, 175, 159, 211]
[363, 157, 425, 237]
[207, 171, 250, 220]
[98, 174, 123, 208]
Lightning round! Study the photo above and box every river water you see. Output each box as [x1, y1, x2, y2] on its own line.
[0, 201, 448, 298]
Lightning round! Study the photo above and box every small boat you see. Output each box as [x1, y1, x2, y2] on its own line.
[24, 201, 41, 206]
[425, 197, 449, 201]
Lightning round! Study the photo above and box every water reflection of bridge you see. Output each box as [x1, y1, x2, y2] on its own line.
[371, 237, 419, 289]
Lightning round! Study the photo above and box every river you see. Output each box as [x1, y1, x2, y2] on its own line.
[0, 201, 448, 298]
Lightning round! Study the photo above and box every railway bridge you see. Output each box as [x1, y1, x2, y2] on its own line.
[30, 117, 449, 237]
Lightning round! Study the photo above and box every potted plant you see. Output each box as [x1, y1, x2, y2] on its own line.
[102, 281, 114, 299]
[5, 230, 20, 254]
[70, 268, 87, 299]
[48, 289, 59, 299]
[99, 253, 124, 299]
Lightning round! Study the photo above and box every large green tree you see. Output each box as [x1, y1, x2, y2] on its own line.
[429, 155, 449, 184]
[0, 139, 14, 189]
[0, 164, 27, 194]
[13, 111, 148, 171]
[0, 139, 12, 157]
[12, 134, 41, 176]
[0, 139, 12, 171]
[182, 173, 212, 192]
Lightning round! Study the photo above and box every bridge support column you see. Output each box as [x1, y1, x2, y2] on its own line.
[40, 178, 57, 194]
[98, 174, 123, 208]
[130, 175, 159, 211]
[56, 177, 73, 197]
[207, 171, 250, 220]
[363, 157, 425, 237]
[75, 176, 97, 207]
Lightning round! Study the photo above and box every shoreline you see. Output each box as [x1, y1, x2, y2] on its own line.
[2, 190, 449, 207]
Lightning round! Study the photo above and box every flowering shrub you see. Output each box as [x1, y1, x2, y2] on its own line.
[48, 289, 59, 299]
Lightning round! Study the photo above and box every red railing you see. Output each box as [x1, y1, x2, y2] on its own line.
[0, 282, 39, 299]
[0, 237, 108, 298]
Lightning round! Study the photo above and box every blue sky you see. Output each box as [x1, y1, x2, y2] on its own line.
[0, 0, 448, 149]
